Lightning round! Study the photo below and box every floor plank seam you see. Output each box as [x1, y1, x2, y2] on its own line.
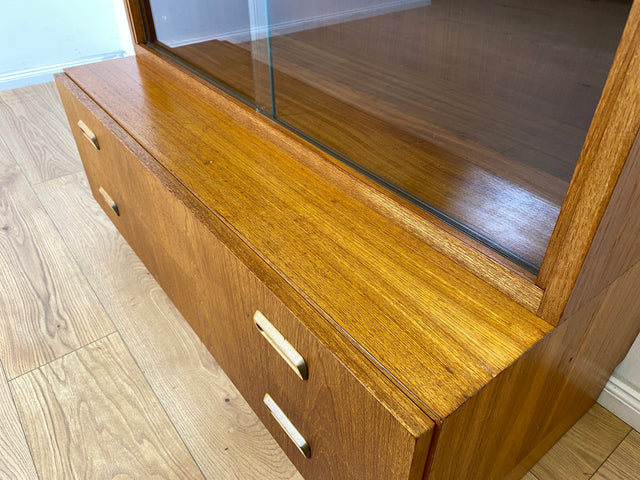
[1, 157, 117, 382]
[589, 429, 633, 479]
[36, 170, 87, 189]
[113, 329, 209, 480]
[0, 357, 42, 480]
[32, 137, 210, 478]
[0, 135, 23, 176]
[26, 167, 85, 188]
[6, 331, 119, 384]
[33, 169, 116, 327]
[0, 83, 85, 187]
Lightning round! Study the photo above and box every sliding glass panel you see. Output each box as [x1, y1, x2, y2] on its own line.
[142, 0, 263, 106]
[267, 0, 631, 272]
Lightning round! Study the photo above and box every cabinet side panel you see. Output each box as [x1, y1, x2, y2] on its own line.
[564, 129, 640, 318]
[427, 122, 640, 478]
[426, 250, 640, 480]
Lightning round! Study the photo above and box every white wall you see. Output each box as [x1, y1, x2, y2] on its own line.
[0, 0, 133, 90]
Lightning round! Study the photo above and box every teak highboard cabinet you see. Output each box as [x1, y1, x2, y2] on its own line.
[56, 1, 640, 479]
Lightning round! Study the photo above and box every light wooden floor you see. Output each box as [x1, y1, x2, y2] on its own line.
[0, 82, 638, 479]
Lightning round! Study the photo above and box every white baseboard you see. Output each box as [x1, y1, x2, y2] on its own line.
[165, 0, 429, 47]
[0, 51, 128, 91]
[598, 375, 640, 431]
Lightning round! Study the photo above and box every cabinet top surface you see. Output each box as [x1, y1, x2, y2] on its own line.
[65, 55, 552, 419]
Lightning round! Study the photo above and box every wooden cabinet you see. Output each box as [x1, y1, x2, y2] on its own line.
[54, 2, 640, 478]
[57, 78, 433, 480]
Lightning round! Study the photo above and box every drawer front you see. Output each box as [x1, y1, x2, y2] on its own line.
[57, 77, 433, 480]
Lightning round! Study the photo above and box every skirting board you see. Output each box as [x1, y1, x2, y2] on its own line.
[0, 51, 127, 91]
[598, 375, 640, 431]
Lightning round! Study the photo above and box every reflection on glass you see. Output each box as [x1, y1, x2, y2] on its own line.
[143, 0, 256, 102]
[143, 0, 631, 272]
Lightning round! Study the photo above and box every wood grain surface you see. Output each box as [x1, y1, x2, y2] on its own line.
[427, 127, 640, 479]
[591, 431, 640, 480]
[172, 39, 561, 271]
[123, 0, 147, 45]
[2, 80, 637, 480]
[162, 0, 630, 271]
[139, 39, 544, 314]
[0, 139, 114, 379]
[55, 75, 433, 478]
[0, 83, 82, 184]
[34, 170, 304, 480]
[125, 0, 640, 323]
[426, 255, 640, 480]
[10, 333, 204, 479]
[191, 239, 432, 479]
[564, 126, 640, 318]
[63, 58, 552, 421]
[0, 80, 640, 480]
[530, 404, 631, 480]
[0, 361, 38, 480]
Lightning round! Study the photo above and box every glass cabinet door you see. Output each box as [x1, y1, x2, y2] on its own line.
[142, 0, 632, 273]
[143, 0, 259, 104]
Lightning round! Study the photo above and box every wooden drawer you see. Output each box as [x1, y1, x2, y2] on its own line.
[56, 76, 434, 480]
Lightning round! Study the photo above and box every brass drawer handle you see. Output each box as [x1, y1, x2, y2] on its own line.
[254, 310, 308, 380]
[263, 394, 310, 458]
[77, 120, 100, 150]
[98, 186, 120, 216]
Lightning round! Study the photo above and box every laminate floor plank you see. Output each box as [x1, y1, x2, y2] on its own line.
[10, 333, 204, 480]
[592, 430, 640, 480]
[0, 83, 81, 185]
[0, 360, 39, 480]
[0, 150, 115, 379]
[0, 128, 18, 173]
[34, 171, 303, 480]
[0, 83, 57, 106]
[520, 473, 538, 480]
[530, 403, 631, 480]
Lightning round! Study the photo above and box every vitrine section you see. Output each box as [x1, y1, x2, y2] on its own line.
[139, 0, 631, 273]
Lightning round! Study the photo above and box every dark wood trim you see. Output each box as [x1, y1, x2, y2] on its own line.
[537, 0, 640, 324]
[139, 0, 157, 42]
[122, 0, 148, 45]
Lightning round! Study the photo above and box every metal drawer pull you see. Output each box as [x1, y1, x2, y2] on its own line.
[254, 310, 308, 380]
[77, 120, 100, 150]
[264, 394, 310, 458]
[98, 187, 120, 216]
